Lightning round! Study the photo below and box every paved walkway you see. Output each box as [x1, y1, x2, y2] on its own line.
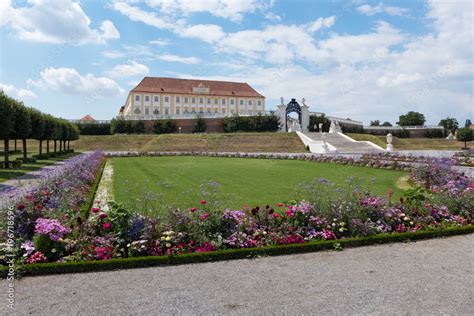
[3, 234, 473, 315]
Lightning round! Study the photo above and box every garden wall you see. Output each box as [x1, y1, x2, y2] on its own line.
[142, 118, 225, 133]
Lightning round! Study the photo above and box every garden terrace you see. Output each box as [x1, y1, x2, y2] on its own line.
[347, 133, 473, 150]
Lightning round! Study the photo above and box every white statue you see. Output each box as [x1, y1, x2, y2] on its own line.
[446, 132, 454, 140]
[386, 133, 393, 152]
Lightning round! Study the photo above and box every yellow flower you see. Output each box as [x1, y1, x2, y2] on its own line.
[165, 236, 171, 241]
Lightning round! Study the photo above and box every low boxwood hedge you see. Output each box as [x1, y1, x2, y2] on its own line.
[80, 158, 107, 219]
[2, 225, 472, 278]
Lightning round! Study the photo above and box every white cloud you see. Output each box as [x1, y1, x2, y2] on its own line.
[307, 16, 336, 33]
[112, 1, 177, 30]
[149, 38, 170, 46]
[0, 83, 37, 99]
[357, 3, 409, 16]
[102, 50, 126, 59]
[28, 68, 123, 97]
[180, 24, 226, 43]
[145, 0, 271, 22]
[106, 60, 150, 78]
[2, 0, 119, 44]
[157, 54, 200, 64]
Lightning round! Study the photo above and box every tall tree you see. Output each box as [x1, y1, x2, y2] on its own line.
[457, 128, 473, 149]
[381, 121, 392, 126]
[397, 111, 426, 126]
[0, 92, 15, 168]
[11, 100, 32, 161]
[370, 120, 380, 126]
[30, 109, 46, 155]
[438, 117, 458, 132]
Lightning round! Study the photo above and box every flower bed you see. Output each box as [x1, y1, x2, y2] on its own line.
[362, 152, 474, 167]
[2, 152, 472, 276]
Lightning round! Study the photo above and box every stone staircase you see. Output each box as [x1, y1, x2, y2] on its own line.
[304, 132, 384, 153]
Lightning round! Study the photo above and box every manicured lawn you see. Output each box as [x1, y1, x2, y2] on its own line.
[112, 156, 407, 215]
[347, 133, 472, 150]
[0, 152, 78, 183]
[69, 133, 307, 152]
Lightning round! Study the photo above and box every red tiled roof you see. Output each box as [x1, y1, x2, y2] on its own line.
[80, 115, 95, 121]
[131, 77, 265, 98]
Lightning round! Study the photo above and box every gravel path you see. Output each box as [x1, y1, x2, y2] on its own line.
[2, 234, 473, 315]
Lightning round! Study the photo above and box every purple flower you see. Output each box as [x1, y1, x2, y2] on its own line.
[35, 218, 70, 241]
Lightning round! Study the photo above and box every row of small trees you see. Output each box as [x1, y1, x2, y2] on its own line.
[0, 91, 79, 168]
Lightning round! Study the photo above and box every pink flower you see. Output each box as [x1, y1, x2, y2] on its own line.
[199, 213, 209, 220]
[285, 210, 295, 217]
[277, 203, 284, 207]
[200, 199, 207, 205]
[91, 207, 100, 214]
[102, 222, 111, 230]
[272, 213, 279, 218]
[189, 207, 197, 212]
[99, 213, 107, 219]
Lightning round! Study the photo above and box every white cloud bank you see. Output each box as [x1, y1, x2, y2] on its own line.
[106, 60, 150, 79]
[0, 83, 37, 99]
[28, 68, 124, 97]
[1, 0, 119, 44]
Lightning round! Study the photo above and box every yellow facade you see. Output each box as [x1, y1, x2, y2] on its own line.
[121, 92, 265, 117]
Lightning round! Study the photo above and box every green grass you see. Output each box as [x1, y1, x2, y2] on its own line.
[347, 133, 473, 150]
[112, 156, 407, 214]
[69, 133, 306, 152]
[0, 152, 78, 183]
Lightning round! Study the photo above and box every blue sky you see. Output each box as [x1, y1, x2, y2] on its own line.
[0, 0, 472, 125]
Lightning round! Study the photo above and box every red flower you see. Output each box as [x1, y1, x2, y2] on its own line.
[277, 203, 284, 207]
[34, 204, 42, 210]
[200, 199, 207, 205]
[199, 213, 209, 220]
[272, 213, 279, 218]
[285, 210, 295, 217]
[44, 191, 49, 196]
[102, 222, 111, 230]
[91, 207, 100, 214]
[189, 207, 197, 212]
[99, 213, 107, 219]
[18, 203, 25, 210]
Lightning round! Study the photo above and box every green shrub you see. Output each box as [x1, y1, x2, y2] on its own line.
[153, 119, 177, 134]
[223, 113, 279, 132]
[33, 235, 64, 261]
[457, 128, 473, 149]
[76, 122, 111, 135]
[192, 116, 207, 133]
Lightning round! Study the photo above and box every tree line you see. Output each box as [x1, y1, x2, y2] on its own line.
[0, 91, 79, 168]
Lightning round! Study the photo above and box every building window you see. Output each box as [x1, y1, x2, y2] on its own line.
[199, 97, 203, 104]
[207, 108, 211, 113]
[222, 98, 226, 105]
[175, 96, 180, 103]
[145, 107, 149, 115]
[135, 95, 140, 102]
[176, 107, 180, 114]
[192, 97, 196, 104]
[134, 107, 141, 114]
[191, 107, 196, 113]
[164, 96, 170, 103]
[214, 108, 218, 113]
[230, 99, 235, 105]
[248, 99, 253, 106]
[184, 97, 188, 103]
[214, 99, 218, 104]
[199, 108, 204, 113]
[145, 96, 150, 102]
[153, 109, 160, 115]
[239, 99, 244, 105]
[257, 100, 262, 106]
[164, 108, 169, 115]
[222, 108, 226, 114]
[154, 96, 159, 103]
[207, 98, 211, 104]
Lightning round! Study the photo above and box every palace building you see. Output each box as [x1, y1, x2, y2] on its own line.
[119, 77, 265, 119]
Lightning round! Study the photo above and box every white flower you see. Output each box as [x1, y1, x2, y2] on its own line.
[404, 216, 410, 221]
[165, 236, 172, 241]
[332, 223, 336, 227]
[340, 222, 345, 226]
[339, 228, 344, 233]
[51, 248, 57, 253]
[165, 243, 171, 248]
[160, 237, 165, 241]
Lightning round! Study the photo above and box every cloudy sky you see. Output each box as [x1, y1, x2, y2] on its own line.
[0, 0, 472, 125]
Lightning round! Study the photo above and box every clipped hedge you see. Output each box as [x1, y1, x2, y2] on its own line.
[2, 225, 472, 278]
[80, 158, 107, 219]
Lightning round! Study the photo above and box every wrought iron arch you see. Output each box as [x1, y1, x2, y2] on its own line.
[285, 98, 302, 132]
